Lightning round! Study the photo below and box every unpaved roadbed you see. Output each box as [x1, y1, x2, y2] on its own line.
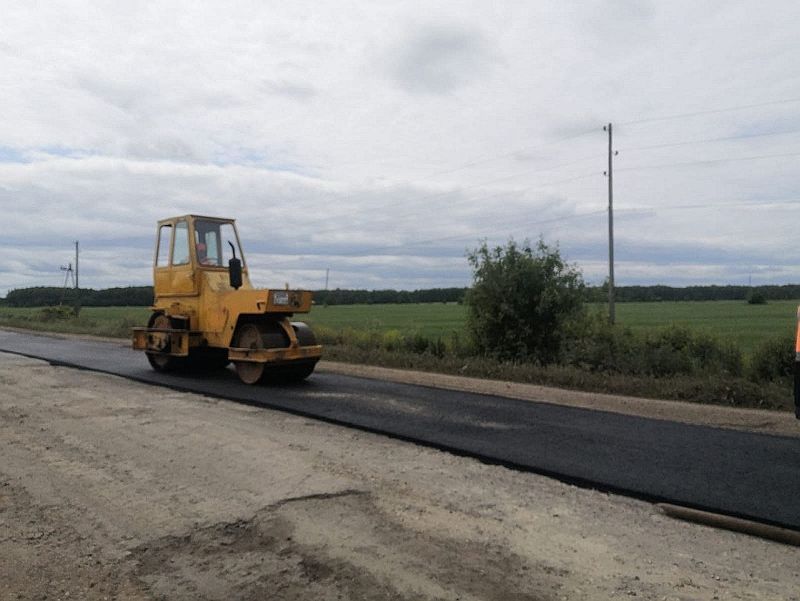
[1, 352, 798, 600]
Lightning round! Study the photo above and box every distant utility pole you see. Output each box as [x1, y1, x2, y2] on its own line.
[324, 268, 330, 291]
[603, 123, 617, 325]
[60, 263, 74, 288]
[75, 240, 79, 289]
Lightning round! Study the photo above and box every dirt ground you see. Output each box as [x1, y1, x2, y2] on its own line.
[1, 352, 799, 600]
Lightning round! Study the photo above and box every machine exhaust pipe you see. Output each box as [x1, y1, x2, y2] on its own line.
[228, 241, 242, 290]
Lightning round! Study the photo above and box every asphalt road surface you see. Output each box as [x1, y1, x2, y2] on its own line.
[1, 329, 798, 531]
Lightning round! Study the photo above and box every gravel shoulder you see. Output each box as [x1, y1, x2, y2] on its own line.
[1, 352, 799, 600]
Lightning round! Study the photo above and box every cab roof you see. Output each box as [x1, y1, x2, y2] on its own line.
[157, 215, 236, 226]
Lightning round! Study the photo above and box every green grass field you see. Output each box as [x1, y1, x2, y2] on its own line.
[1, 299, 796, 356]
[306, 300, 797, 356]
[610, 300, 797, 355]
[304, 303, 467, 338]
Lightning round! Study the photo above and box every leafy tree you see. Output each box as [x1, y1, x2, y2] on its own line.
[465, 239, 585, 363]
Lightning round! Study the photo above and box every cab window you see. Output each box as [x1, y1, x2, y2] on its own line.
[156, 224, 172, 267]
[194, 220, 243, 267]
[172, 220, 190, 265]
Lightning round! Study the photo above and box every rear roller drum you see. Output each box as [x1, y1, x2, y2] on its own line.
[272, 360, 318, 382]
[146, 313, 181, 372]
[291, 322, 317, 347]
[281, 322, 319, 382]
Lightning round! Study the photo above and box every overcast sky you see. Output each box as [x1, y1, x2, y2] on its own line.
[1, 1, 799, 296]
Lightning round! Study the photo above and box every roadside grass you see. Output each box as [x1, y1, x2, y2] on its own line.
[0, 301, 795, 411]
[0, 306, 149, 338]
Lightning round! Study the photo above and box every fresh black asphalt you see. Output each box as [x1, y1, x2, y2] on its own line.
[1, 329, 798, 530]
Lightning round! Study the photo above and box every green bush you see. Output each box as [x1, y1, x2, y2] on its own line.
[747, 290, 767, 305]
[563, 313, 638, 373]
[38, 306, 78, 321]
[564, 320, 742, 378]
[465, 239, 584, 364]
[645, 327, 743, 377]
[380, 329, 404, 351]
[749, 335, 794, 381]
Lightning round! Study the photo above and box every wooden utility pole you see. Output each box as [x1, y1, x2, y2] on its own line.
[604, 123, 616, 325]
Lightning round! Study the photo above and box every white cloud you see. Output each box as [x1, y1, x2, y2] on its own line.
[385, 24, 498, 94]
[1, 1, 800, 296]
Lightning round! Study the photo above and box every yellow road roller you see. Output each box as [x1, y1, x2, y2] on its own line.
[132, 215, 322, 383]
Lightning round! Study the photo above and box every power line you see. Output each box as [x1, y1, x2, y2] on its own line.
[299, 169, 601, 241]
[620, 197, 800, 212]
[255, 194, 800, 269]
[262, 104, 800, 270]
[616, 150, 800, 173]
[617, 127, 800, 153]
[416, 127, 599, 180]
[287, 194, 800, 261]
[261, 128, 603, 234]
[620, 96, 800, 126]
[270, 146, 800, 259]
[287, 99, 800, 234]
[321, 127, 600, 179]
[241, 192, 800, 279]
[303, 154, 602, 232]
[308, 209, 609, 257]
[330, 96, 800, 179]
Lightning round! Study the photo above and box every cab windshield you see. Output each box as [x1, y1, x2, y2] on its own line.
[193, 220, 244, 268]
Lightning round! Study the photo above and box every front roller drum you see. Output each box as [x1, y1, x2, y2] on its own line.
[233, 323, 272, 384]
[232, 322, 319, 384]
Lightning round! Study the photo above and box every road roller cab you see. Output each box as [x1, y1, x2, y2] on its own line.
[132, 215, 322, 383]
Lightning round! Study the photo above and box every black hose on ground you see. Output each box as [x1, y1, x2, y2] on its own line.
[658, 503, 800, 547]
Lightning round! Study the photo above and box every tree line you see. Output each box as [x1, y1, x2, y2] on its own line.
[3, 283, 800, 308]
[583, 284, 800, 303]
[2, 286, 154, 307]
[312, 288, 467, 305]
[0, 286, 468, 307]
